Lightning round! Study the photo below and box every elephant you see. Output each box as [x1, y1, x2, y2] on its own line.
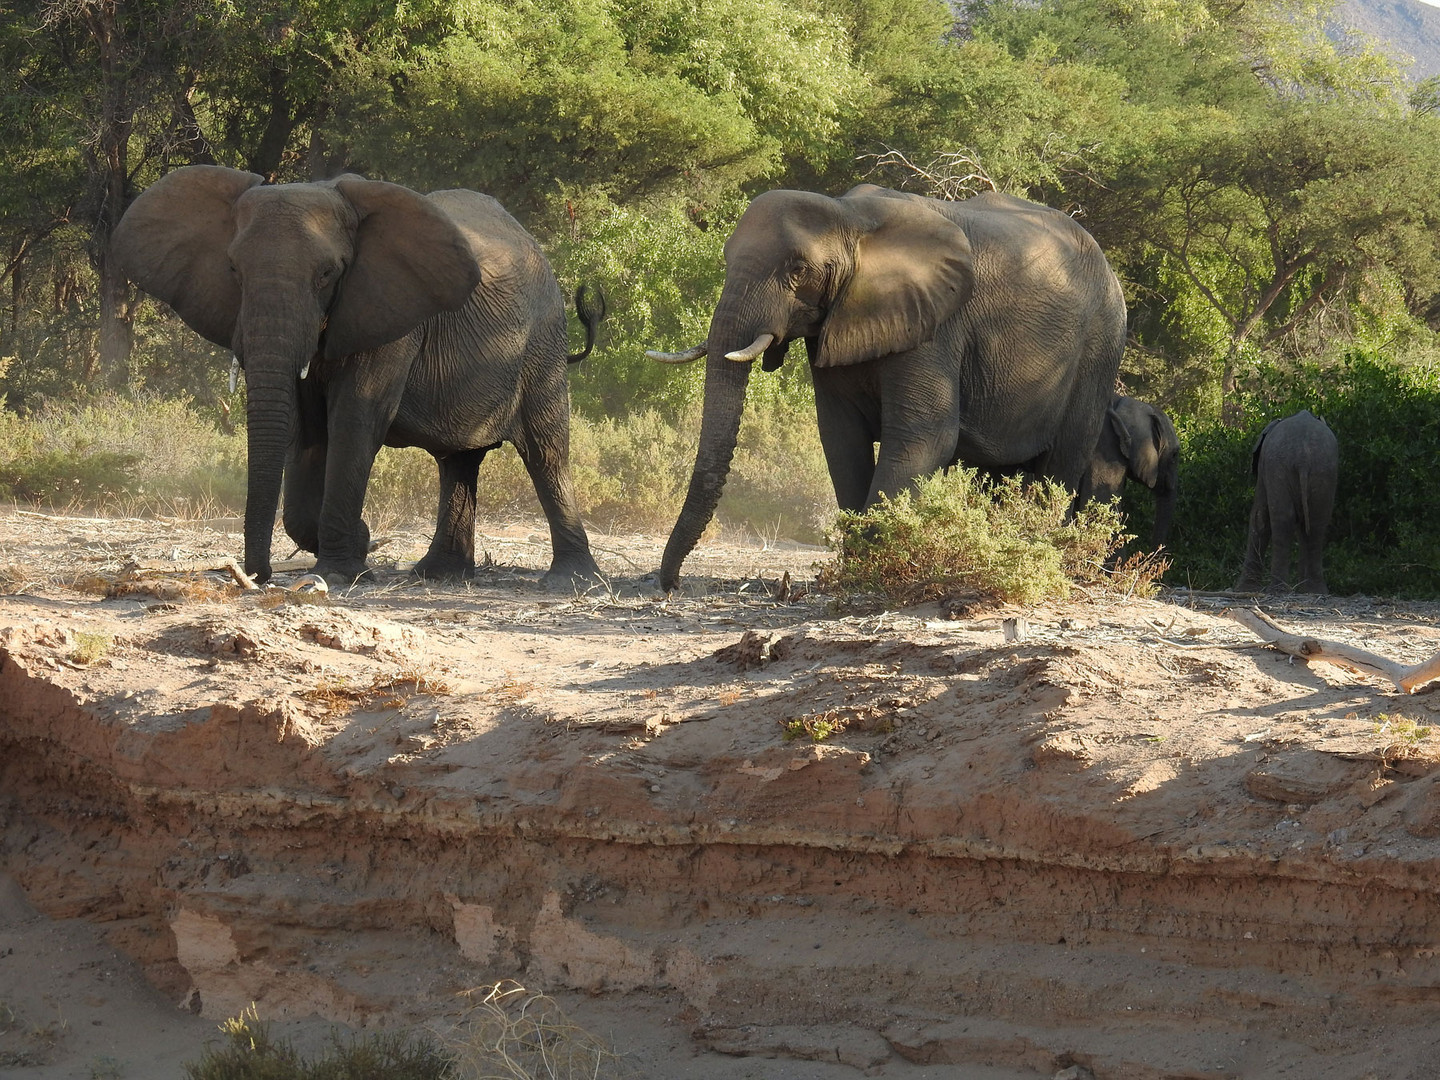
[647, 183, 1127, 590]
[1076, 395, 1179, 547]
[1235, 409, 1338, 594]
[111, 165, 602, 587]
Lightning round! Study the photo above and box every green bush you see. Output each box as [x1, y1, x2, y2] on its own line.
[1164, 352, 1440, 597]
[184, 1006, 451, 1080]
[819, 467, 1133, 607]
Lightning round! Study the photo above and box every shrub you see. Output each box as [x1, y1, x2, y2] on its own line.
[447, 981, 624, 1080]
[0, 393, 245, 513]
[818, 467, 1134, 607]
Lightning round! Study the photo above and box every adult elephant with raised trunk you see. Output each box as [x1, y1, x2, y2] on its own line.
[113, 165, 601, 587]
[648, 184, 1127, 591]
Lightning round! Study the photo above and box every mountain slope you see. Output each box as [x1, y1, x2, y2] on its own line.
[1338, 0, 1440, 81]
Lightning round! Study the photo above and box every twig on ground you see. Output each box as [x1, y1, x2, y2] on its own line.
[220, 557, 259, 591]
[1226, 606, 1440, 694]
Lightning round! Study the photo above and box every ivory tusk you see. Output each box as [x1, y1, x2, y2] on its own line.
[299, 360, 311, 380]
[228, 355, 239, 394]
[725, 333, 775, 362]
[645, 342, 708, 364]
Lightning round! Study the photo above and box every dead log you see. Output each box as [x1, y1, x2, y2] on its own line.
[1226, 606, 1440, 694]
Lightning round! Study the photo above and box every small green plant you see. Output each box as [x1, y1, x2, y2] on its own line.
[183, 1003, 451, 1080]
[1374, 714, 1433, 748]
[69, 630, 113, 665]
[783, 713, 838, 743]
[818, 467, 1134, 607]
[89, 1054, 125, 1079]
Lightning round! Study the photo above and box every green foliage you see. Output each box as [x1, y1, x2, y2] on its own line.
[819, 467, 1129, 606]
[184, 1006, 451, 1080]
[552, 202, 732, 420]
[1165, 352, 1440, 596]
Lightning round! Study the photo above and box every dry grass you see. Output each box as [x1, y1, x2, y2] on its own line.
[301, 664, 454, 715]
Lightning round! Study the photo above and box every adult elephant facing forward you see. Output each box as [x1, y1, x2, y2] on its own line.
[113, 166, 601, 586]
[648, 184, 1127, 591]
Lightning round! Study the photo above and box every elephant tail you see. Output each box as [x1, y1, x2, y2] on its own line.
[1298, 465, 1313, 537]
[566, 285, 608, 364]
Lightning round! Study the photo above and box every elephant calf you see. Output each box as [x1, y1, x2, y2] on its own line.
[1235, 409, 1338, 594]
[1077, 395, 1179, 547]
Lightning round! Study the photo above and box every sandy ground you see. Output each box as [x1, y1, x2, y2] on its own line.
[2, 504, 1440, 1079]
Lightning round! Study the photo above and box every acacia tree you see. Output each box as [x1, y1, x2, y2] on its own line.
[1116, 105, 1440, 408]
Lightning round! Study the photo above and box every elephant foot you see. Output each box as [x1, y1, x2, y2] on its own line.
[312, 557, 371, 587]
[541, 555, 604, 593]
[412, 552, 475, 581]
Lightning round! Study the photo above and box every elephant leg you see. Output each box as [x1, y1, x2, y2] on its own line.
[413, 447, 488, 580]
[1267, 493, 1297, 593]
[311, 350, 410, 583]
[281, 378, 329, 555]
[867, 359, 959, 505]
[282, 440, 326, 555]
[513, 398, 600, 589]
[1235, 484, 1271, 592]
[814, 381, 878, 511]
[1296, 484, 1335, 594]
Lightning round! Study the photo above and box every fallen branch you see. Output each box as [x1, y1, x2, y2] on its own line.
[1226, 606, 1440, 694]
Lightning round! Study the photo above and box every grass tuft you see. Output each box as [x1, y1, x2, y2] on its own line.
[68, 631, 113, 665]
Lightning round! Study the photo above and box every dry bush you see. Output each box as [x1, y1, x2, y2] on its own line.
[446, 982, 626, 1080]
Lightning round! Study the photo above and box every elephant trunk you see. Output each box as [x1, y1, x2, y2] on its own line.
[659, 348, 752, 590]
[241, 358, 302, 582]
[1152, 465, 1178, 548]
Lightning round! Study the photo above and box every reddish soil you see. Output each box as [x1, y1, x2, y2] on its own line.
[2, 504, 1440, 1079]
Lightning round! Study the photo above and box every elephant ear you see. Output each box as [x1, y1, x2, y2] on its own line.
[814, 197, 973, 368]
[1107, 405, 1133, 462]
[325, 177, 482, 359]
[111, 166, 264, 349]
[1251, 418, 1282, 476]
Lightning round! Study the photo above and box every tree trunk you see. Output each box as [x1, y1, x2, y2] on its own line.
[84, 0, 136, 388]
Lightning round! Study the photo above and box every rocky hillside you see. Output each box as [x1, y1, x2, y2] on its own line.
[1339, 0, 1440, 81]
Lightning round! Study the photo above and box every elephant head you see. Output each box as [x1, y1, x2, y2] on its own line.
[648, 188, 974, 590]
[1094, 395, 1179, 547]
[111, 166, 480, 581]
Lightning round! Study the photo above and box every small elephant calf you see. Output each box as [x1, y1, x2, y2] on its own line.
[1235, 409, 1338, 594]
[1078, 395, 1179, 547]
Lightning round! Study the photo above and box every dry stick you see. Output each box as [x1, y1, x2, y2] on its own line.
[220, 557, 260, 591]
[1226, 606, 1440, 694]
